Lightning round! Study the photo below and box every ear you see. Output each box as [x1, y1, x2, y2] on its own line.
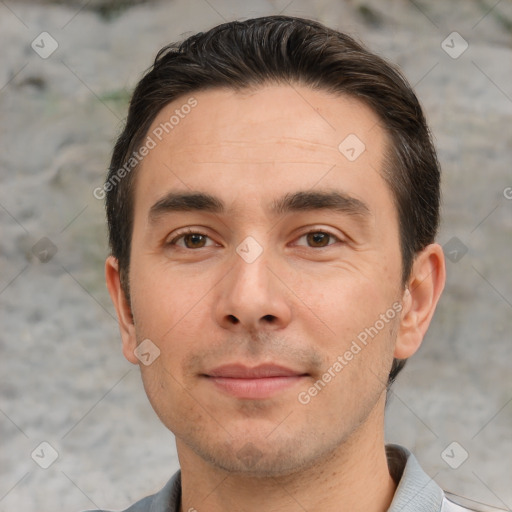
[394, 243, 446, 359]
[105, 256, 139, 364]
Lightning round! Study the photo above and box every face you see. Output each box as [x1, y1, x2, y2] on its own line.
[113, 85, 411, 476]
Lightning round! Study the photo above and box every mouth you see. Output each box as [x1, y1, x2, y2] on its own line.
[202, 364, 309, 400]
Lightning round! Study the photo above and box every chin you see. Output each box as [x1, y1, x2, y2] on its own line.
[192, 435, 338, 479]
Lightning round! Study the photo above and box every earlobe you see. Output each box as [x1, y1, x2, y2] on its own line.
[105, 256, 139, 365]
[394, 243, 446, 360]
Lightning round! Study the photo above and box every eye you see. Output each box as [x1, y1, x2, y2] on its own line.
[294, 230, 342, 248]
[168, 230, 217, 249]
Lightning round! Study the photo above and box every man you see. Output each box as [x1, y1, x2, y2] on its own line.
[94, 15, 501, 512]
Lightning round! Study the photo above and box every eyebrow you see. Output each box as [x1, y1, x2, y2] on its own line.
[149, 192, 224, 222]
[271, 190, 371, 218]
[148, 190, 371, 222]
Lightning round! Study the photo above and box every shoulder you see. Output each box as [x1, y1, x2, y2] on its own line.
[82, 470, 181, 512]
[442, 492, 508, 512]
[386, 444, 506, 512]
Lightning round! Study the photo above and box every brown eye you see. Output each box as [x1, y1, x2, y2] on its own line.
[306, 232, 331, 247]
[295, 231, 340, 248]
[170, 231, 214, 249]
[182, 233, 207, 248]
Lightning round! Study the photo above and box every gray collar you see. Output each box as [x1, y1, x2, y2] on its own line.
[387, 444, 444, 512]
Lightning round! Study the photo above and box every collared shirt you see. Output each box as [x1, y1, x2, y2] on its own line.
[86, 444, 504, 512]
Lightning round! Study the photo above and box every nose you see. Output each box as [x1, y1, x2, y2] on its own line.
[214, 243, 292, 332]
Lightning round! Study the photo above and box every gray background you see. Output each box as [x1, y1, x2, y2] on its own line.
[0, 0, 511, 510]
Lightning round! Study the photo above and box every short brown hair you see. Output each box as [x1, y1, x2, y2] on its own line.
[105, 15, 441, 387]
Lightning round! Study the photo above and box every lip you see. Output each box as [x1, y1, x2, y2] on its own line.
[206, 364, 305, 379]
[203, 364, 308, 399]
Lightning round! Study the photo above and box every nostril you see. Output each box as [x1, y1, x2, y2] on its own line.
[262, 314, 276, 322]
[228, 314, 239, 324]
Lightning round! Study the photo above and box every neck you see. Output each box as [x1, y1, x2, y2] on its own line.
[177, 402, 396, 512]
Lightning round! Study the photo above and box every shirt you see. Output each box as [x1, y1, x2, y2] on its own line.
[86, 444, 505, 512]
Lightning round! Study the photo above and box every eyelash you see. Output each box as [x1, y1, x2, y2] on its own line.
[167, 228, 343, 249]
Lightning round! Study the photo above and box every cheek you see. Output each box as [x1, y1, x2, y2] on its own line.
[305, 272, 383, 346]
[139, 358, 202, 434]
[129, 256, 214, 340]
[308, 316, 398, 415]
[128, 266, 215, 413]
[132, 279, 212, 428]
[304, 270, 400, 384]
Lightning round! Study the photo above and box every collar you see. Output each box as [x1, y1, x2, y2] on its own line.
[386, 444, 444, 512]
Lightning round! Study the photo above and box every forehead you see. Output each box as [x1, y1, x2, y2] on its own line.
[133, 84, 391, 216]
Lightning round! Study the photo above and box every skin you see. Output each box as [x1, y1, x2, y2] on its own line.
[106, 85, 446, 512]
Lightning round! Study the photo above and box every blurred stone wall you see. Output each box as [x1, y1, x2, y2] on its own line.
[0, 0, 511, 510]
